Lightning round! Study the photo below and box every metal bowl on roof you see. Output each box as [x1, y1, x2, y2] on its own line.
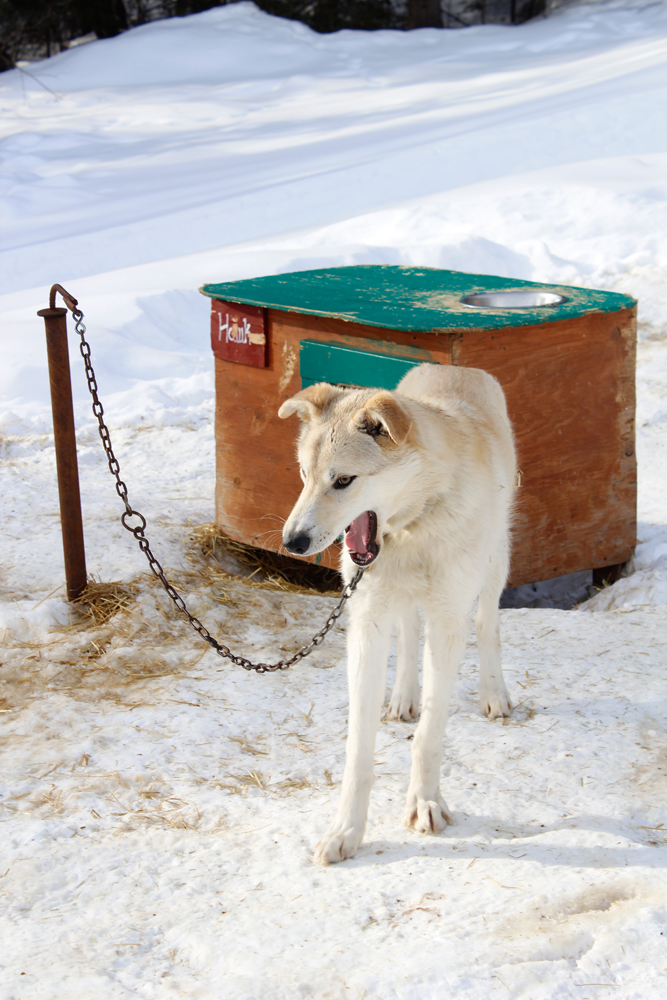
[461, 290, 568, 309]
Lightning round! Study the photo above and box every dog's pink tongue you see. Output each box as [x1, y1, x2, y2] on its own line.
[345, 512, 372, 554]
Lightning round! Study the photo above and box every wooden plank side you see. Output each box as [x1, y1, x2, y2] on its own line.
[452, 308, 637, 586]
[215, 311, 453, 570]
[215, 305, 636, 585]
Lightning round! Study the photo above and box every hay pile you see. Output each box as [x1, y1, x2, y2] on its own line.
[0, 523, 344, 719]
[189, 522, 341, 596]
[72, 579, 139, 627]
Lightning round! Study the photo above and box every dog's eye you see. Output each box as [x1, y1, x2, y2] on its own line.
[333, 475, 356, 490]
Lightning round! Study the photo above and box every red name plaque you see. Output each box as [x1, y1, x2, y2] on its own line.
[210, 298, 267, 368]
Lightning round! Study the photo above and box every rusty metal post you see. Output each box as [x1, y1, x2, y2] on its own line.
[37, 295, 87, 600]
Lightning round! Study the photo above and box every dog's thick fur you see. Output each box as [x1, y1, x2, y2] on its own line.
[279, 363, 516, 864]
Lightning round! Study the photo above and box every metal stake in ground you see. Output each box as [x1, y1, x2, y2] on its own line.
[37, 287, 87, 601]
[37, 283, 363, 672]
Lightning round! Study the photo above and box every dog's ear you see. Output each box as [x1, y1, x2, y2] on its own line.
[278, 382, 341, 422]
[352, 391, 411, 445]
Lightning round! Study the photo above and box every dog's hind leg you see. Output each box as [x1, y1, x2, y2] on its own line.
[403, 612, 466, 834]
[476, 553, 512, 719]
[387, 605, 420, 721]
[313, 598, 393, 865]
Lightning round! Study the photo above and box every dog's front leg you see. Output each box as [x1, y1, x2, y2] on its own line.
[403, 614, 466, 834]
[314, 601, 392, 865]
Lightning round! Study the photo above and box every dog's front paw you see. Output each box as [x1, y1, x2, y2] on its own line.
[403, 790, 452, 834]
[479, 680, 512, 719]
[313, 824, 364, 865]
[387, 686, 420, 721]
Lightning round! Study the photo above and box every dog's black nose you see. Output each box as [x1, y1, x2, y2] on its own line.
[284, 532, 311, 555]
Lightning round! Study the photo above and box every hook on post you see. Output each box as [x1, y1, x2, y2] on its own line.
[37, 285, 87, 601]
[49, 283, 79, 313]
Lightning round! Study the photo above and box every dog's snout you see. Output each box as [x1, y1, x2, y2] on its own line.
[284, 532, 311, 556]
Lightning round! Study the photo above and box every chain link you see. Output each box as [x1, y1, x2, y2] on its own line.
[69, 303, 363, 673]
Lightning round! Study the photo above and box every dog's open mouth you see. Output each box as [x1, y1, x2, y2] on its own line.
[344, 510, 379, 567]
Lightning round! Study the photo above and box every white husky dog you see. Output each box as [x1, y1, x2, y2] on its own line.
[278, 363, 516, 864]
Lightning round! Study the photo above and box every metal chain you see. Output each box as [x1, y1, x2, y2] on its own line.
[68, 300, 363, 673]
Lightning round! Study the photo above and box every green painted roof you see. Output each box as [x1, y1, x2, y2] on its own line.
[200, 266, 634, 334]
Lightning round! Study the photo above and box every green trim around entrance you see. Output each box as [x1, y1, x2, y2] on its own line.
[299, 339, 429, 391]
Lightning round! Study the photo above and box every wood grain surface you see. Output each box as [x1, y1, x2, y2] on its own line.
[452, 308, 636, 585]
[214, 307, 636, 587]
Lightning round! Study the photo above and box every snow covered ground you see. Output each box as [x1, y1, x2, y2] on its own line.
[1, 2, 667, 996]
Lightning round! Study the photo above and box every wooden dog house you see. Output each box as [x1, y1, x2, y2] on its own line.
[200, 266, 636, 587]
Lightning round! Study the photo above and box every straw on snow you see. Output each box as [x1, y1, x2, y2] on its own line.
[190, 522, 341, 596]
[0, 522, 346, 719]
